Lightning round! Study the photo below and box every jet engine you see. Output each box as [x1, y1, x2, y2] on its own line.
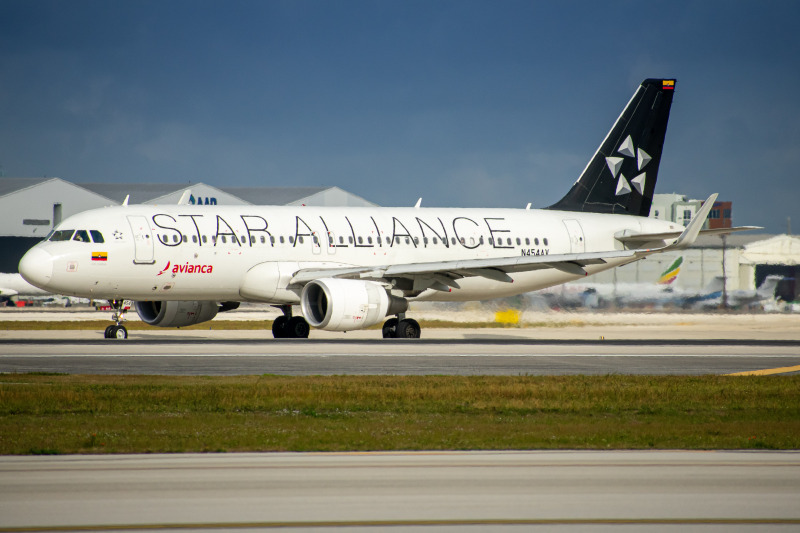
[301, 278, 408, 331]
[134, 300, 220, 328]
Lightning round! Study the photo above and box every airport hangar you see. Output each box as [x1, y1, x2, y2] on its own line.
[1, 178, 798, 303]
[0, 177, 375, 274]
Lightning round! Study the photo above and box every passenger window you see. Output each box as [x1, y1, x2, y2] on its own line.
[543, 238, 549, 246]
[281, 236, 286, 244]
[377, 237, 382, 244]
[358, 236, 363, 244]
[182, 235, 188, 243]
[73, 230, 90, 242]
[348, 236, 354, 244]
[525, 238, 530, 245]
[479, 236, 484, 245]
[270, 236, 275, 245]
[192, 235, 198, 243]
[516, 238, 521, 245]
[202, 235, 208, 244]
[221, 236, 227, 244]
[506, 238, 512, 246]
[534, 238, 539, 245]
[298, 236, 304, 244]
[414, 237, 419, 245]
[451, 238, 457, 245]
[432, 237, 438, 244]
[405, 237, 410, 244]
[90, 230, 104, 243]
[368, 236, 373, 244]
[339, 236, 344, 244]
[289, 236, 295, 244]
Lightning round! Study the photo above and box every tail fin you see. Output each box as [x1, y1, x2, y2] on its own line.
[657, 256, 683, 285]
[548, 78, 676, 216]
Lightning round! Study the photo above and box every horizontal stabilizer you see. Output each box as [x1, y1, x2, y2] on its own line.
[617, 225, 762, 247]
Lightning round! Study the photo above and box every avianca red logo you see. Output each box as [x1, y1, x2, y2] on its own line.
[157, 261, 214, 275]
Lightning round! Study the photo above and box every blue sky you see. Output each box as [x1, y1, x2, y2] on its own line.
[1, 0, 798, 232]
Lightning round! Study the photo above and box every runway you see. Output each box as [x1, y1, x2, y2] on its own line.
[1, 451, 798, 532]
[1, 334, 799, 375]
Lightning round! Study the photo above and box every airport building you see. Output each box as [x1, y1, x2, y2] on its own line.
[0, 177, 376, 273]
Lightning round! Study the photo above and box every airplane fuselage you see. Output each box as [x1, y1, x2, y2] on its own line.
[21, 204, 683, 303]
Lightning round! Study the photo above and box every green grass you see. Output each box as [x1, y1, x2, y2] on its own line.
[1, 374, 798, 454]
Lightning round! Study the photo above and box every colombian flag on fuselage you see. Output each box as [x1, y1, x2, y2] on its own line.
[92, 252, 108, 262]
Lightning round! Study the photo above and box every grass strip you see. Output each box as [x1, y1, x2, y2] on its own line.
[1, 374, 798, 454]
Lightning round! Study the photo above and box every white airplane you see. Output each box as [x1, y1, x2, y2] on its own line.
[18, 78, 757, 339]
[682, 274, 784, 310]
[0, 272, 89, 307]
[0, 273, 50, 300]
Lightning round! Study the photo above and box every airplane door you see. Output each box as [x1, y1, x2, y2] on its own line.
[127, 215, 155, 264]
[563, 219, 586, 253]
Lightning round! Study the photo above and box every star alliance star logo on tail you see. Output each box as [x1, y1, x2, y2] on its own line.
[605, 135, 652, 197]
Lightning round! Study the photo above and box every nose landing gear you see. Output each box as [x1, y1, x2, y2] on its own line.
[104, 300, 129, 339]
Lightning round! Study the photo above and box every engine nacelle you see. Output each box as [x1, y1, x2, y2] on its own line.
[301, 278, 408, 331]
[135, 300, 219, 328]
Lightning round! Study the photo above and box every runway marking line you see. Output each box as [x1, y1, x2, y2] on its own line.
[2, 518, 800, 531]
[725, 364, 800, 376]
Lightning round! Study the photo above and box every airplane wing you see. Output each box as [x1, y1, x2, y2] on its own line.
[290, 249, 640, 288]
[290, 194, 725, 291]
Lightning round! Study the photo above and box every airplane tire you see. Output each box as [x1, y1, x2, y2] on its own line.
[286, 316, 310, 339]
[104, 325, 114, 338]
[396, 318, 421, 339]
[382, 318, 398, 338]
[272, 316, 288, 338]
[114, 326, 128, 340]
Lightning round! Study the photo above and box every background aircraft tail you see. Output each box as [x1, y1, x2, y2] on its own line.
[548, 78, 676, 217]
[657, 256, 683, 285]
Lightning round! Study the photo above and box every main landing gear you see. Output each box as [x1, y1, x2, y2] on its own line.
[272, 305, 310, 339]
[104, 299, 128, 339]
[382, 313, 421, 339]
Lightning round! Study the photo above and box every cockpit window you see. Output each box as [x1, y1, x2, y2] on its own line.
[90, 230, 104, 243]
[73, 230, 91, 243]
[49, 230, 75, 241]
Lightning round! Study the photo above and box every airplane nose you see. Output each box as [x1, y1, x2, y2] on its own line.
[19, 247, 54, 290]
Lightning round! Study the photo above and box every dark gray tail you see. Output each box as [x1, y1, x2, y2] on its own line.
[548, 78, 676, 217]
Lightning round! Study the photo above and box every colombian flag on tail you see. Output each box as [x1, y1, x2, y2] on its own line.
[662, 80, 675, 90]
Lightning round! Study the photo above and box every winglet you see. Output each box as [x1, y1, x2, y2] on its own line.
[177, 190, 192, 205]
[414, 198, 422, 209]
[670, 193, 718, 249]
[122, 194, 130, 206]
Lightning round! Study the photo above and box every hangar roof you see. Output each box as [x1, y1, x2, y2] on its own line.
[0, 177, 54, 198]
